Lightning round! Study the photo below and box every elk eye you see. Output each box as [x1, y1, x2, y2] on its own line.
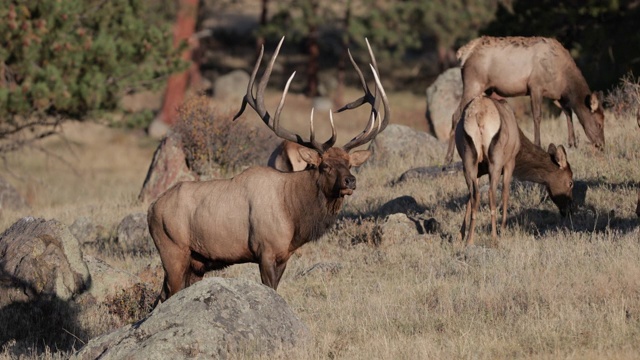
[569, 181, 573, 188]
[320, 163, 331, 173]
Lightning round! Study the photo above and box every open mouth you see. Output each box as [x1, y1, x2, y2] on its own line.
[340, 189, 354, 197]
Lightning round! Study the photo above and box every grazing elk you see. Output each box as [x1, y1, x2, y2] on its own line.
[267, 39, 387, 173]
[445, 36, 605, 165]
[148, 37, 389, 302]
[457, 95, 573, 246]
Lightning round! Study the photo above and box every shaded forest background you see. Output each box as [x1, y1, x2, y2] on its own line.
[205, 0, 640, 95]
[1, 0, 639, 146]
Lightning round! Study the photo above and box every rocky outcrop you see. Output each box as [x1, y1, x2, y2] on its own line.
[0, 217, 90, 304]
[367, 124, 445, 167]
[425, 67, 463, 140]
[115, 213, 154, 254]
[73, 278, 309, 360]
[138, 132, 198, 204]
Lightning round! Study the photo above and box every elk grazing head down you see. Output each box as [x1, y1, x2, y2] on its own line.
[456, 95, 521, 246]
[445, 36, 605, 165]
[456, 95, 574, 246]
[148, 37, 389, 303]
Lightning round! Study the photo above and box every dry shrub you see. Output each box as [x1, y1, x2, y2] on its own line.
[104, 283, 156, 325]
[173, 95, 278, 175]
[605, 72, 640, 118]
[331, 217, 382, 247]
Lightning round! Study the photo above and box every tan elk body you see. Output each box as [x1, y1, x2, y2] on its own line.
[456, 96, 573, 246]
[445, 36, 605, 164]
[149, 37, 389, 302]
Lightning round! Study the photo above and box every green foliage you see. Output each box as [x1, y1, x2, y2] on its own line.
[173, 96, 278, 175]
[0, 0, 186, 125]
[105, 283, 156, 325]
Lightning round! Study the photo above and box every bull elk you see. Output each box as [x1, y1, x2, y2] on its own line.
[457, 95, 573, 246]
[148, 37, 389, 302]
[445, 36, 605, 165]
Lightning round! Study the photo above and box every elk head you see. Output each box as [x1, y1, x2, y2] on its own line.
[233, 37, 389, 199]
[546, 143, 574, 217]
[583, 92, 605, 149]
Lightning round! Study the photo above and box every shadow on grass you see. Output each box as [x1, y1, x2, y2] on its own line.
[0, 270, 89, 357]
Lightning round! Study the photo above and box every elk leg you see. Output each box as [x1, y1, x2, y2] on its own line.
[151, 228, 191, 303]
[259, 256, 288, 290]
[459, 195, 472, 243]
[488, 167, 500, 241]
[563, 107, 576, 148]
[501, 159, 515, 231]
[530, 90, 543, 147]
[460, 158, 477, 244]
[444, 107, 461, 165]
[467, 177, 481, 246]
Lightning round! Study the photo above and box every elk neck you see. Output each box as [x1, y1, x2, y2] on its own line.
[283, 169, 343, 248]
[513, 129, 556, 186]
[564, 67, 593, 117]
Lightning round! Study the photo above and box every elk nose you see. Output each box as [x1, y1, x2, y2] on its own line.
[343, 175, 356, 190]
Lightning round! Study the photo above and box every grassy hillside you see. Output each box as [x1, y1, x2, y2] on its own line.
[0, 86, 638, 359]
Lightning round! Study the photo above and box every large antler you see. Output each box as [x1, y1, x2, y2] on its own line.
[233, 36, 336, 153]
[339, 38, 390, 152]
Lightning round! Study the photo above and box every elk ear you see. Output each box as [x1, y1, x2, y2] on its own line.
[548, 143, 568, 169]
[349, 150, 371, 167]
[297, 147, 321, 168]
[586, 93, 599, 113]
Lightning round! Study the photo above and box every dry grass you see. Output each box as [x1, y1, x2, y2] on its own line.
[0, 87, 639, 359]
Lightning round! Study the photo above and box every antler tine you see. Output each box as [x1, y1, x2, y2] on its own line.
[365, 38, 381, 111]
[336, 48, 374, 113]
[233, 36, 284, 122]
[342, 63, 390, 151]
[321, 110, 337, 151]
[233, 43, 265, 121]
[233, 36, 330, 153]
[307, 107, 337, 152]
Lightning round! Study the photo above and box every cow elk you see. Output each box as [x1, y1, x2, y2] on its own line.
[445, 36, 605, 165]
[148, 37, 389, 303]
[457, 95, 573, 246]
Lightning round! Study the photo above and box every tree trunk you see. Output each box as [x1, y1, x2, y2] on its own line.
[158, 0, 199, 127]
[307, 24, 319, 98]
[256, 0, 269, 56]
[335, 2, 351, 107]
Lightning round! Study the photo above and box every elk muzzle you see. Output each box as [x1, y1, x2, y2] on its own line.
[341, 175, 356, 195]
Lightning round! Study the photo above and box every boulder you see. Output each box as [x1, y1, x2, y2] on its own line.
[138, 132, 198, 203]
[394, 162, 463, 185]
[69, 216, 102, 245]
[367, 124, 445, 167]
[83, 255, 143, 302]
[213, 69, 250, 105]
[425, 67, 463, 140]
[73, 278, 309, 360]
[0, 217, 90, 303]
[116, 213, 154, 254]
